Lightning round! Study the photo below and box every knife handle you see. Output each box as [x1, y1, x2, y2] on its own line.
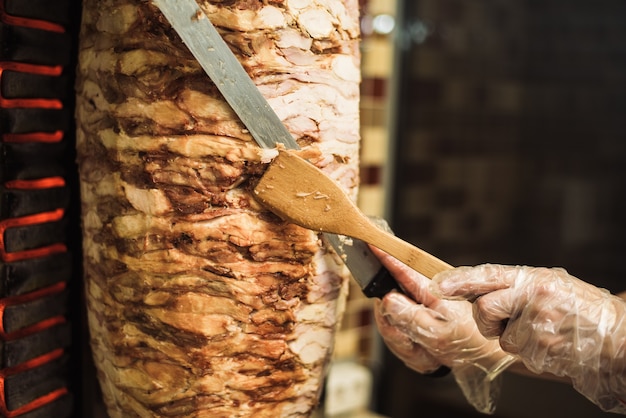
[362, 266, 403, 299]
[360, 217, 405, 299]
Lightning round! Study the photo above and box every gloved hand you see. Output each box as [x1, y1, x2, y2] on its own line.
[431, 264, 626, 414]
[372, 248, 516, 414]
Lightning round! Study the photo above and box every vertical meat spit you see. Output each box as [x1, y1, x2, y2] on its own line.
[0, 0, 76, 416]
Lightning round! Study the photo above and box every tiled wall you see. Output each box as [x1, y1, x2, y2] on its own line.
[377, 1, 626, 417]
[390, 0, 626, 290]
[390, 0, 528, 267]
[358, 0, 398, 219]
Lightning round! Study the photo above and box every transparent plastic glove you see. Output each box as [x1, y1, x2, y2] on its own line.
[432, 264, 626, 414]
[371, 248, 516, 414]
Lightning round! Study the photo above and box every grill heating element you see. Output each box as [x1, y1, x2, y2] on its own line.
[0, 0, 74, 416]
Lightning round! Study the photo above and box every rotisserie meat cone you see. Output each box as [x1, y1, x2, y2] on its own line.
[75, 1, 361, 416]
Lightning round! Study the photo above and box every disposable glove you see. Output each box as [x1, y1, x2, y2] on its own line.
[432, 264, 626, 414]
[372, 248, 516, 414]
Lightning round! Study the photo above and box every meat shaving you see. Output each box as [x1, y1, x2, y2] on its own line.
[295, 191, 329, 199]
[192, 9, 205, 21]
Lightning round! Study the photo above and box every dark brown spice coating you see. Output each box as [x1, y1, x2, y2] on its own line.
[76, 0, 360, 416]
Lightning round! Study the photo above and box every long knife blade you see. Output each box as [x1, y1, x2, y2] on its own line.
[153, 0, 297, 150]
[153, 0, 399, 298]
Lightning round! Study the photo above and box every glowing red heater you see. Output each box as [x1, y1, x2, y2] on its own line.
[0, 0, 75, 416]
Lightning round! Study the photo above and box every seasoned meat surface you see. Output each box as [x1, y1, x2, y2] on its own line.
[75, 0, 361, 417]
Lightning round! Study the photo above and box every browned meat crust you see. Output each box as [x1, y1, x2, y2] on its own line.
[76, 0, 361, 416]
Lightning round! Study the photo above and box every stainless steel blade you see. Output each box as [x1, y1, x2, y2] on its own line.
[152, 0, 298, 150]
[153, 0, 397, 297]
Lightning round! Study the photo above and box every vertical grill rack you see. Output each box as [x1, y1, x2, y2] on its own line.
[0, 0, 74, 416]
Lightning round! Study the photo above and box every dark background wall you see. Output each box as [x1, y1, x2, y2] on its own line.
[377, 0, 626, 416]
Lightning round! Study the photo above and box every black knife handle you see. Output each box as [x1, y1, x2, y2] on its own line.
[362, 266, 403, 299]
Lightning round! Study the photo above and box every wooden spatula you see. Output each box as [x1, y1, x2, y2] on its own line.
[253, 150, 453, 279]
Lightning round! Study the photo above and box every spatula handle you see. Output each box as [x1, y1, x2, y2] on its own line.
[364, 226, 453, 279]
